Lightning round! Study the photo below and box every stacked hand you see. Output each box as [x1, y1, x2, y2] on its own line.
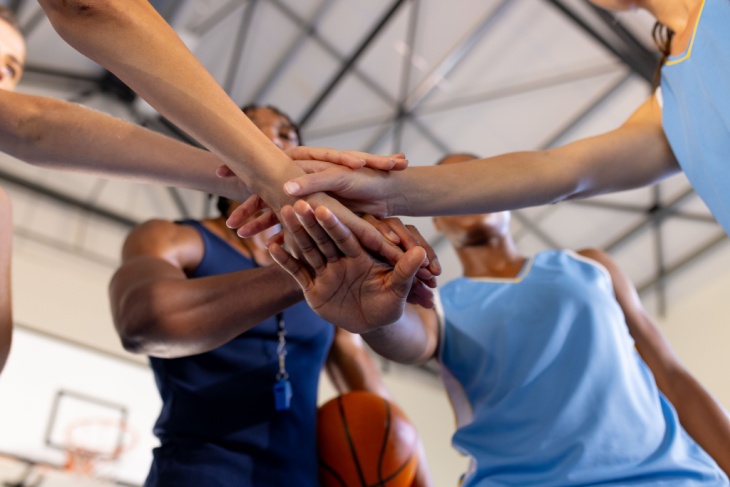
[269, 201, 434, 334]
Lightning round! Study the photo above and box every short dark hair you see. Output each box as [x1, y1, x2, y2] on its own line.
[213, 104, 301, 217]
[0, 6, 22, 36]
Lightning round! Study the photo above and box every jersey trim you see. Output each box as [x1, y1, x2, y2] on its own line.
[665, 0, 706, 66]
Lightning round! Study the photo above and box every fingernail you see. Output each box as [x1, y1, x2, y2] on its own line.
[284, 181, 300, 195]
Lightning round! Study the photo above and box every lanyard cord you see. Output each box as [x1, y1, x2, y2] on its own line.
[238, 236, 289, 381]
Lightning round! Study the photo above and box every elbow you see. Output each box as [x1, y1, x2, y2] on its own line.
[111, 284, 168, 355]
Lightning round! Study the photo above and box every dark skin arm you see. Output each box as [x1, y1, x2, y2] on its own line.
[579, 248, 730, 476]
[0, 189, 12, 374]
[109, 219, 303, 358]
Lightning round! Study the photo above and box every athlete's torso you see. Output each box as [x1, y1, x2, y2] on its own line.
[146, 220, 334, 487]
[661, 0, 730, 234]
[439, 250, 726, 486]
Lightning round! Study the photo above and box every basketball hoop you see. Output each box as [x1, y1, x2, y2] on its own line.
[63, 418, 137, 478]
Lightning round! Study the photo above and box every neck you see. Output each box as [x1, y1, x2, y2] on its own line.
[456, 235, 526, 279]
[209, 216, 273, 265]
[640, 0, 701, 33]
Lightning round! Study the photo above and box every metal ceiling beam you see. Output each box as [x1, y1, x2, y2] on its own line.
[569, 199, 717, 224]
[0, 169, 137, 228]
[393, 0, 420, 154]
[638, 232, 728, 296]
[267, 0, 449, 153]
[188, 0, 250, 36]
[405, 0, 513, 112]
[20, 4, 49, 38]
[362, 1, 515, 154]
[418, 63, 621, 117]
[251, 0, 335, 103]
[541, 71, 632, 148]
[306, 63, 621, 140]
[298, 0, 409, 127]
[604, 188, 696, 253]
[8, 0, 24, 14]
[544, 0, 654, 83]
[587, 3, 659, 71]
[223, 0, 259, 95]
[152, 0, 186, 25]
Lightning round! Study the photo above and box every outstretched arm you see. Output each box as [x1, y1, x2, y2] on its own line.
[579, 248, 730, 475]
[280, 95, 681, 218]
[0, 90, 245, 199]
[109, 220, 304, 358]
[0, 189, 12, 374]
[37, 0, 403, 263]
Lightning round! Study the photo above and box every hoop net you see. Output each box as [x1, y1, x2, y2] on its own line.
[64, 418, 137, 478]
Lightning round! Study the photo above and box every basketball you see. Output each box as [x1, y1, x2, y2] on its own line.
[317, 391, 419, 487]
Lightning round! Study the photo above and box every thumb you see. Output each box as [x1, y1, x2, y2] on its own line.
[389, 247, 427, 300]
[283, 170, 347, 197]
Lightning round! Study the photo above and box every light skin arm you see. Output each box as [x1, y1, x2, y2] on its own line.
[579, 248, 730, 475]
[109, 219, 304, 358]
[0, 189, 12, 374]
[36, 0, 403, 264]
[0, 89, 245, 199]
[281, 95, 681, 217]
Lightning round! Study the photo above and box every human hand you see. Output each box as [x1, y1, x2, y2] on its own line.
[269, 200, 432, 334]
[215, 147, 407, 181]
[225, 197, 439, 283]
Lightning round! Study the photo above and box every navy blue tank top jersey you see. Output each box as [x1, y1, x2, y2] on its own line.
[145, 220, 335, 487]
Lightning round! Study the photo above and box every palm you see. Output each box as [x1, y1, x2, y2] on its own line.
[301, 251, 408, 334]
[270, 202, 426, 334]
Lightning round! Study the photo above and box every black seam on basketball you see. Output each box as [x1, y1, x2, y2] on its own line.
[376, 398, 392, 486]
[338, 395, 368, 487]
[373, 433, 419, 486]
[320, 459, 348, 487]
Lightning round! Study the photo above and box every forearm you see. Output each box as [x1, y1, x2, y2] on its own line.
[360, 306, 436, 365]
[115, 266, 303, 358]
[630, 321, 730, 474]
[388, 152, 573, 216]
[0, 195, 12, 374]
[0, 92, 245, 199]
[326, 331, 391, 398]
[39, 0, 304, 208]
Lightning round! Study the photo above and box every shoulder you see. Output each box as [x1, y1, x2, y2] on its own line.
[122, 219, 204, 269]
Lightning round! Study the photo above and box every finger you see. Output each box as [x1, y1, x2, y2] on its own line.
[406, 224, 441, 276]
[381, 218, 427, 265]
[215, 165, 237, 178]
[312, 205, 364, 259]
[390, 247, 427, 301]
[292, 200, 341, 262]
[385, 153, 409, 171]
[268, 242, 313, 292]
[284, 170, 350, 197]
[265, 229, 285, 248]
[286, 146, 365, 170]
[235, 210, 279, 238]
[406, 279, 435, 309]
[226, 195, 265, 229]
[332, 207, 404, 265]
[362, 214, 400, 245]
[280, 205, 325, 272]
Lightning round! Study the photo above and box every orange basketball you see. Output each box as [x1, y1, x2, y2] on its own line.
[317, 391, 419, 487]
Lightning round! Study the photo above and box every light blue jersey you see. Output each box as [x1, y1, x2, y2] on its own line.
[661, 0, 730, 234]
[439, 250, 727, 486]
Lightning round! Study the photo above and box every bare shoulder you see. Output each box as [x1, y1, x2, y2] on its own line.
[122, 219, 204, 269]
